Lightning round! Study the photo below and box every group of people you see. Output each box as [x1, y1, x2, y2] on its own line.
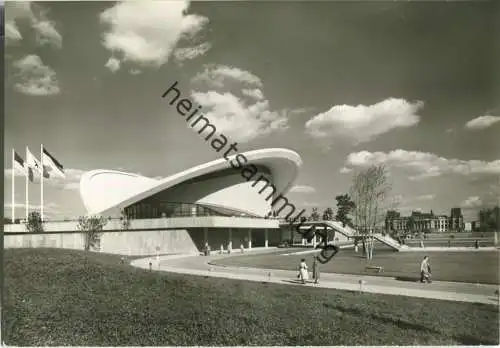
[297, 254, 433, 285]
[297, 256, 320, 284]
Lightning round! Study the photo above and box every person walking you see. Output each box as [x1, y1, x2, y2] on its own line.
[298, 258, 309, 284]
[312, 256, 320, 284]
[420, 256, 431, 283]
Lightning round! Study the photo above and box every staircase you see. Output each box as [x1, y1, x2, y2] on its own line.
[324, 220, 356, 237]
[287, 219, 406, 251]
[373, 233, 409, 251]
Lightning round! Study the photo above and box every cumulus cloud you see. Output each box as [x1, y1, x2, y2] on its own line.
[415, 194, 436, 201]
[241, 88, 264, 101]
[465, 115, 500, 130]
[5, 21, 23, 44]
[100, 1, 209, 72]
[305, 98, 423, 145]
[4, 202, 60, 216]
[33, 19, 62, 48]
[5, 202, 59, 210]
[344, 149, 500, 180]
[173, 42, 212, 63]
[4, 1, 62, 48]
[339, 167, 353, 174]
[190, 65, 288, 142]
[12, 55, 60, 96]
[191, 64, 263, 88]
[289, 185, 316, 194]
[49, 168, 86, 190]
[461, 196, 483, 209]
[5, 167, 86, 191]
[105, 57, 121, 73]
[299, 201, 321, 208]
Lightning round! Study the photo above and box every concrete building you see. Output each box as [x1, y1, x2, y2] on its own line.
[6, 148, 307, 255]
[78, 148, 303, 252]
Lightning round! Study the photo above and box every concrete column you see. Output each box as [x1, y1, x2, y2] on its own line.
[228, 228, 233, 252]
[264, 229, 268, 248]
[204, 227, 208, 246]
[494, 232, 498, 246]
[248, 228, 252, 249]
[312, 233, 317, 248]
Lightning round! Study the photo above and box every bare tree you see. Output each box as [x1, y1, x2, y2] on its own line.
[120, 209, 132, 230]
[310, 207, 320, 221]
[349, 165, 392, 260]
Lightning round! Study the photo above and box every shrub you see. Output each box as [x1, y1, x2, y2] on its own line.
[26, 211, 44, 233]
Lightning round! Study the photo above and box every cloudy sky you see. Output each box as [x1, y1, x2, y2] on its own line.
[3, 1, 499, 221]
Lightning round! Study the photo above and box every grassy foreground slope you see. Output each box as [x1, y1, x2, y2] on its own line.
[4, 249, 499, 346]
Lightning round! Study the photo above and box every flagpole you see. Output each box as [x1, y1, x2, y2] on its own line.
[12, 149, 15, 223]
[40, 143, 44, 221]
[25, 146, 29, 221]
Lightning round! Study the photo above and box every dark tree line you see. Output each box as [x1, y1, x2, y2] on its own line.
[303, 194, 356, 226]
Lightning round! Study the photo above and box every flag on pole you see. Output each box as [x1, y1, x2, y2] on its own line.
[41, 147, 65, 178]
[26, 147, 44, 176]
[13, 151, 28, 176]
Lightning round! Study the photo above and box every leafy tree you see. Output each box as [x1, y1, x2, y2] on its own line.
[335, 194, 355, 227]
[322, 207, 334, 221]
[478, 206, 500, 232]
[310, 207, 320, 221]
[77, 215, 108, 251]
[26, 211, 44, 233]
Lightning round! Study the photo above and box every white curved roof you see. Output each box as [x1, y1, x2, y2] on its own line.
[80, 148, 302, 216]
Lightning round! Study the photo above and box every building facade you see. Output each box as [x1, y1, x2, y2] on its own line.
[449, 207, 464, 232]
[385, 210, 450, 234]
[78, 148, 304, 252]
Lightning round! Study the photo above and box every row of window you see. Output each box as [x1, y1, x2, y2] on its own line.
[124, 201, 250, 220]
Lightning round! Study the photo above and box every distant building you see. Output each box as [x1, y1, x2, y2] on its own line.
[449, 207, 464, 232]
[464, 221, 473, 232]
[478, 206, 500, 232]
[385, 210, 449, 234]
[435, 215, 449, 232]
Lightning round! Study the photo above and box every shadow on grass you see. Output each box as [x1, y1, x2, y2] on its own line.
[456, 334, 498, 346]
[324, 303, 498, 346]
[282, 279, 308, 285]
[395, 276, 420, 282]
[324, 302, 442, 334]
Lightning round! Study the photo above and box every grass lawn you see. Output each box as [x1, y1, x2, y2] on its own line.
[215, 247, 500, 284]
[4, 248, 499, 346]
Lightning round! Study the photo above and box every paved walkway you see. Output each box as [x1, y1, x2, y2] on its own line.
[401, 246, 498, 252]
[130, 248, 500, 306]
